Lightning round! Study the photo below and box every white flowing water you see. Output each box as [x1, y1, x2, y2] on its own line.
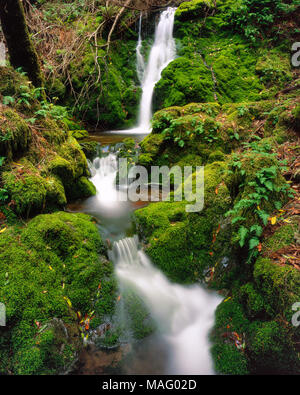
[83, 154, 131, 241]
[111, 237, 222, 375]
[112, 7, 177, 135]
[136, 13, 145, 85]
[89, 154, 119, 207]
[137, 7, 176, 131]
[82, 148, 222, 374]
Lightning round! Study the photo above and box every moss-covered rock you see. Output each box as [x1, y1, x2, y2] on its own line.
[0, 212, 116, 375]
[0, 66, 28, 97]
[70, 130, 89, 140]
[134, 161, 232, 282]
[48, 155, 75, 182]
[2, 163, 50, 217]
[153, 56, 215, 111]
[247, 320, 299, 374]
[69, 176, 96, 200]
[0, 107, 31, 160]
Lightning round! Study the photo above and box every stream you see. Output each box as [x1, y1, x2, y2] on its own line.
[72, 8, 222, 375]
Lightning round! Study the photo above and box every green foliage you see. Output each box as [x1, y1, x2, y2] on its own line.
[176, 0, 215, 21]
[230, 0, 299, 43]
[68, 38, 141, 128]
[225, 149, 292, 259]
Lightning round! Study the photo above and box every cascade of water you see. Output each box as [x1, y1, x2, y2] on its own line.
[137, 7, 176, 131]
[136, 13, 145, 85]
[90, 153, 118, 202]
[111, 7, 176, 135]
[111, 237, 222, 375]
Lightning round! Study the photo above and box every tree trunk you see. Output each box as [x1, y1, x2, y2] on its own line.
[0, 0, 44, 87]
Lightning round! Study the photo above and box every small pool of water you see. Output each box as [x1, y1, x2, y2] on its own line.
[89, 131, 148, 146]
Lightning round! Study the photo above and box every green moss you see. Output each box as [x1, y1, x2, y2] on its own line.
[67, 38, 140, 128]
[71, 129, 89, 140]
[122, 290, 156, 340]
[2, 169, 47, 217]
[69, 176, 96, 200]
[58, 136, 89, 179]
[247, 320, 299, 374]
[211, 343, 249, 375]
[255, 50, 292, 88]
[153, 56, 215, 111]
[253, 257, 300, 318]
[78, 140, 98, 160]
[175, 0, 215, 21]
[0, 212, 115, 374]
[134, 161, 231, 282]
[48, 155, 75, 182]
[238, 283, 269, 319]
[211, 299, 249, 375]
[208, 150, 226, 163]
[140, 134, 165, 158]
[45, 176, 67, 209]
[182, 102, 221, 116]
[0, 66, 28, 97]
[38, 117, 68, 146]
[0, 108, 31, 160]
[264, 223, 297, 252]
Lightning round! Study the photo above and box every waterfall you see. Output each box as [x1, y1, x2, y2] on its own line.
[137, 7, 177, 131]
[113, 7, 177, 135]
[90, 154, 118, 205]
[111, 237, 222, 375]
[86, 153, 131, 230]
[136, 13, 145, 84]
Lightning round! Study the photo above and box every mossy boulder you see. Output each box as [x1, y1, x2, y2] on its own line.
[0, 212, 116, 375]
[211, 299, 249, 375]
[134, 161, 232, 282]
[153, 56, 215, 111]
[247, 320, 299, 374]
[48, 155, 75, 182]
[58, 137, 89, 179]
[70, 130, 89, 140]
[70, 176, 96, 200]
[0, 107, 31, 160]
[0, 66, 28, 97]
[2, 160, 67, 217]
[38, 117, 68, 146]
